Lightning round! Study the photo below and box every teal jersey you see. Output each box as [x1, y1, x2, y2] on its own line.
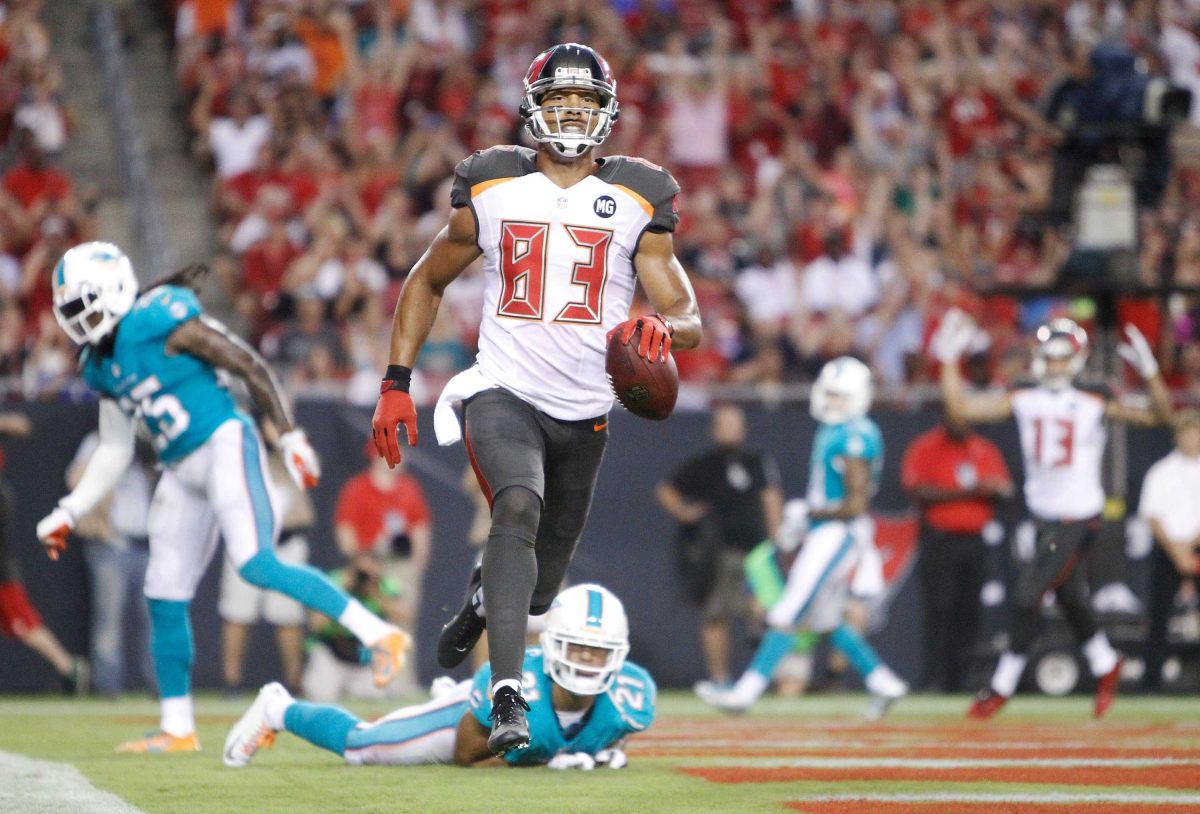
[80, 285, 238, 462]
[806, 417, 884, 525]
[468, 648, 656, 766]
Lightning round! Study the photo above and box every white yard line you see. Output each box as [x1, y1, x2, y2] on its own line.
[0, 750, 145, 814]
[790, 791, 1200, 805]
[699, 756, 1200, 768]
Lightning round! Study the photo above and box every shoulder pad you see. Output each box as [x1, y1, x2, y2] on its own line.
[595, 156, 680, 233]
[450, 146, 538, 208]
[607, 661, 656, 732]
[126, 285, 203, 342]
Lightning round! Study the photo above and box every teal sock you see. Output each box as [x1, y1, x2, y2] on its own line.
[829, 623, 881, 678]
[284, 702, 360, 757]
[748, 628, 798, 679]
[148, 598, 192, 699]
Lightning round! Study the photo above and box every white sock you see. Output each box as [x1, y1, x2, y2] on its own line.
[1083, 632, 1119, 676]
[264, 694, 293, 731]
[732, 671, 769, 704]
[161, 695, 195, 737]
[492, 678, 521, 696]
[865, 666, 907, 697]
[990, 651, 1027, 697]
[337, 599, 391, 645]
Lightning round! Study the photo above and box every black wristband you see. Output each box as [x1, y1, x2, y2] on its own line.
[382, 364, 412, 392]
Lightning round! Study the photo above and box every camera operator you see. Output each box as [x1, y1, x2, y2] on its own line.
[300, 552, 405, 703]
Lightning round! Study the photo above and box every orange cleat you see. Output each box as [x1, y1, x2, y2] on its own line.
[967, 689, 1008, 720]
[370, 628, 413, 688]
[116, 731, 201, 754]
[1094, 655, 1125, 718]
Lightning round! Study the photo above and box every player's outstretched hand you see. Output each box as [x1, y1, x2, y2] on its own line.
[36, 505, 75, 561]
[930, 307, 977, 363]
[279, 428, 321, 489]
[372, 387, 418, 469]
[608, 314, 673, 362]
[1117, 324, 1159, 379]
[593, 748, 628, 769]
[547, 751, 596, 771]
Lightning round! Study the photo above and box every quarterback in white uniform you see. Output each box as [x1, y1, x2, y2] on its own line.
[370, 43, 701, 757]
[936, 312, 1171, 718]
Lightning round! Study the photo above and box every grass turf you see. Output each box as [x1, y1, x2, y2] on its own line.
[1, 693, 1198, 814]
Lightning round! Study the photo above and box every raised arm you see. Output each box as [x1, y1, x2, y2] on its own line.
[1107, 324, 1173, 427]
[940, 358, 1013, 424]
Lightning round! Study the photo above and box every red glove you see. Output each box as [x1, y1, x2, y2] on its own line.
[608, 314, 674, 362]
[372, 367, 419, 468]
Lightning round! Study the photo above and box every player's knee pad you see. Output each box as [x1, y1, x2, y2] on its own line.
[489, 486, 541, 546]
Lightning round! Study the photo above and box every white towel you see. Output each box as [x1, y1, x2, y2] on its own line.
[434, 366, 499, 446]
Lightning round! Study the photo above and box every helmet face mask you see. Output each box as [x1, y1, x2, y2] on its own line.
[51, 242, 138, 346]
[1032, 318, 1087, 390]
[539, 584, 630, 696]
[521, 43, 619, 159]
[810, 357, 873, 425]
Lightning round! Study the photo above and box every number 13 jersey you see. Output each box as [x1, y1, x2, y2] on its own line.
[450, 145, 680, 421]
[1010, 385, 1107, 521]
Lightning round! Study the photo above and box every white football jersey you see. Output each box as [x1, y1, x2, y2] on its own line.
[1010, 385, 1108, 521]
[450, 146, 680, 421]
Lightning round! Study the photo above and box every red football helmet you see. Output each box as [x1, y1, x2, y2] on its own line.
[520, 43, 619, 158]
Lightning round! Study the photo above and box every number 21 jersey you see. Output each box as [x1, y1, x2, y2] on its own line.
[450, 146, 680, 421]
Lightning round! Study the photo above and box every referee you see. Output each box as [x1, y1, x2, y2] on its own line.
[901, 411, 1013, 692]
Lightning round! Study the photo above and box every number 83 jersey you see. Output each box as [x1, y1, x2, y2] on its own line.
[80, 285, 238, 463]
[451, 145, 680, 421]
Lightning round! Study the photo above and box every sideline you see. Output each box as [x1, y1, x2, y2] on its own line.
[0, 749, 145, 814]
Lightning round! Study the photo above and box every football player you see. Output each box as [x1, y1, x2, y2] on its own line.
[935, 311, 1172, 718]
[370, 43, 700, 756]
[224, 584, 654, 770]
[696, 358, 909, 719]
[36, 243, 412, 753]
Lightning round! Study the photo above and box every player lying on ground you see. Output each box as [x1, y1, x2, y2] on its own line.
[36, 243, 411, 753]
[935, 310, 1172, 719]
[696, 358, 908, 719]
[224, 584, 653, 769]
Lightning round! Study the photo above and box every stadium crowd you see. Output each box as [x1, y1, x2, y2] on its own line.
[157, 0, 1200, 405]
[3, 1, 1200, 404]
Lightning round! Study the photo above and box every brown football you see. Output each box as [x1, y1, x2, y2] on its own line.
[605, 326, 679, 420]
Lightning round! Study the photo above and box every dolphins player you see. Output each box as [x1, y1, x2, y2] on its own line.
[224, 584, 654, 769]
[696, 357, 908, 718]
[36, 243, 411, 753]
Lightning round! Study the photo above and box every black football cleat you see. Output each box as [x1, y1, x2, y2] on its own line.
[487, 686, 531, 756]
[436, 564, 486, 669]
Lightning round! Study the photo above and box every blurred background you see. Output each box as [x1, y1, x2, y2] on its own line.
[0, 0, 1198, 703]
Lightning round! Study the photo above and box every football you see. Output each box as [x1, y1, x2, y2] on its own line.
[606, 326, 679, 420]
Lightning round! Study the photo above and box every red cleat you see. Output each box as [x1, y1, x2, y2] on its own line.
[967, 688, 1008, 720]
[1094, 655, 1125, 718]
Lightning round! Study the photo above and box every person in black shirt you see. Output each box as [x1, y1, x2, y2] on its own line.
[657, 404, 782, 685]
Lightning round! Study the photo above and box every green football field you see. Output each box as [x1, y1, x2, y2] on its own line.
[1, 693, 1198, 814]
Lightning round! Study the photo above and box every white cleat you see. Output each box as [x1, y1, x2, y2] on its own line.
[223, 682, 291, 768]
[862, 666, 908, 722]
[694, 680, 754, 715]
